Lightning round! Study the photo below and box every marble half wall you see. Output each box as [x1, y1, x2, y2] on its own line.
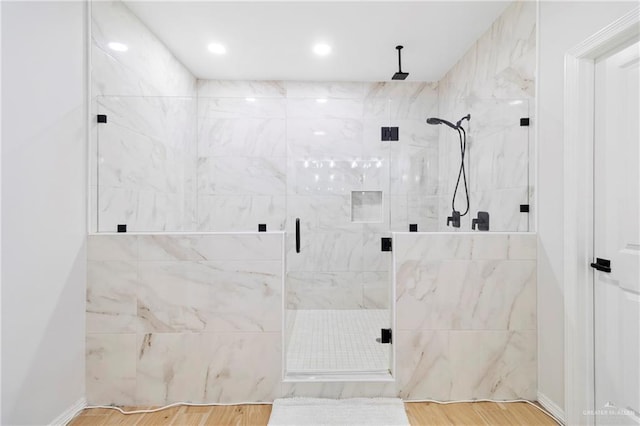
[394, 232, 537, 400]
[86, 233, 284, 405]
[87, 231, 536, 404]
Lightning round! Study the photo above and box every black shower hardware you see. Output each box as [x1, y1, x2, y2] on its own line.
[447, 211, 461, 228]
[392, 45, 409, 80]
[295, 218, 301, 253]
[471, 211, 490, 231]
[426, 114, 471, 228]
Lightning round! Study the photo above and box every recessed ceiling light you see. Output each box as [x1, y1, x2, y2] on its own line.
[108, 42, 128, 52]
[314, 131, 326, 136]
[208, 43, 226, 55]
[246, 97, 256, 102]
[316, 98, 328, 104]
[313, 43, 331, 56]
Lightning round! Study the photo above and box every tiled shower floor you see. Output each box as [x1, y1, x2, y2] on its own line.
[286, 309, 390, 374]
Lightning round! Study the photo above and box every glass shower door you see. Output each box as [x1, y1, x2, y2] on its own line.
[283, 94, 393, 379]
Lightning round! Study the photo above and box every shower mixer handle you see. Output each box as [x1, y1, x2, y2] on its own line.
[472, 211, 490, 231]
[447, 210, 461, 228]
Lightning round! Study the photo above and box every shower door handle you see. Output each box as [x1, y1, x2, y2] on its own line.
[295, 218, 301, 253]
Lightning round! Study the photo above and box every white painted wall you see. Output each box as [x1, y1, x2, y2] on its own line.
[1, 2, 87, 424]
[537, 0, 638, 414]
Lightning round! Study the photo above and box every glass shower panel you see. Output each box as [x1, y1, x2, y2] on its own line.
[284, 93, 393, 378]
[392, 97, 531, 233]
[96, 95, 197, 232]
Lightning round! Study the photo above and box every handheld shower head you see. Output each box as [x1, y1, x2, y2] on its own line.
[456, 114, 471, 127]
[426, 117, 458, 130]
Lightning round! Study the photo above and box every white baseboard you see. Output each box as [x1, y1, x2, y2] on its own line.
[50, 397, 87, 426]
[538, 392, 565, 425]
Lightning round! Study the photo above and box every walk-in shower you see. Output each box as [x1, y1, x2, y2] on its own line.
[88, 0, 535, 394]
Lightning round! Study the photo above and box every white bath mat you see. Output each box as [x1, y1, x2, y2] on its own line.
[268, 397, 410, 426]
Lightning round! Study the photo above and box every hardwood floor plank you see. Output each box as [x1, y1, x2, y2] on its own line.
[71, 401, 557, 426]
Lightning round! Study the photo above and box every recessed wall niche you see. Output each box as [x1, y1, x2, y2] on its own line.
[351, 191, 383, 223]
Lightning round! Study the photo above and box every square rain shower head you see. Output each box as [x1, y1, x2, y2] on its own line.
[392, 72, 409, 80]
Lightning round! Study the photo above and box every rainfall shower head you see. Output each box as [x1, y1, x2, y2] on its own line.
[426, 117, 458, 130]
[392, 45, 409, 80]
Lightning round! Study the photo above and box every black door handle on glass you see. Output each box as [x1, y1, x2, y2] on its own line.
[295, 218, 300, 253]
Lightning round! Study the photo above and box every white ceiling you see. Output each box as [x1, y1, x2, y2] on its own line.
[124, 1, 511, 82]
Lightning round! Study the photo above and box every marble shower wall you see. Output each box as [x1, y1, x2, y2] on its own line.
[394, 232, 537, 400]
[437, 1, 536, 231]
[86, 233, 284, 405]
[196, 80, 440, 310]
[91, 1, 197, 232]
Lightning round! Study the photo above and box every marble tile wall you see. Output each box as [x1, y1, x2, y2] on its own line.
[437, 1, 536, 231]
[394, 232, 537, 400]
[86, 233, 284, 405]
[193, 80, 439, 310]
[91, 1, 197, 232]
[87, 232, 537, 404]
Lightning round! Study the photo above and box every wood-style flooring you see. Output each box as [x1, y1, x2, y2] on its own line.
[69, 402, 558, 425]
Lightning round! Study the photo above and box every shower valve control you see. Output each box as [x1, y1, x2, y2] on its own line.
[472, 211, 490, 231]
[447, 211, 461, 228]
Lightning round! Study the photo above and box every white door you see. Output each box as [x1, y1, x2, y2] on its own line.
[593, 39, 640, 425]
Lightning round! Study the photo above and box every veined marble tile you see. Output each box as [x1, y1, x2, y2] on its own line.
[286, 98, 363, 119]
[88, 235, 138, 261]
[364, 97, 438, 120]
[449, 331, 537, 400]
[87, 260, 138, 333]
[363, 271, 390, 309]
[406, 195, 439, 228]
[470, 187, 529, 232]
[393, 234, 473, 262]
[287, 118, 363, 158]
[197, 80, 285, 98]
[198, 118, 286, 158]
[364, 82, 438, 100]
[286, 81, 365, 99]
[86, 333, 137, 405]
[137, 260, 281, 333]
[507, 234, 536, 260]
[137, 234, 283, 261]
[197, 195, 286, 232]
[396, 331, 451, 400]
[91, 1, 196, 97]
[203, 332, 281, 402]
[390, 145, 438, 196]
[469, 127, 529, 193]
[97, 96, 197, 147]
[135, 333, 210, 404]
[286, 195, 353, 232]
[99, 123, 183, 193]
[286, 272, 364, 310]
[396, 259, 536, 331]
[389, 194, 409, 232]
[136, 332, 281, 404]
[362, 119, 393, 158]
[362, 231, 392, 272]
[197, 156, 286, 196]
[286, 230, 363, 272]
[198, 98, 286, 119]
[202, 261, 282, 332]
